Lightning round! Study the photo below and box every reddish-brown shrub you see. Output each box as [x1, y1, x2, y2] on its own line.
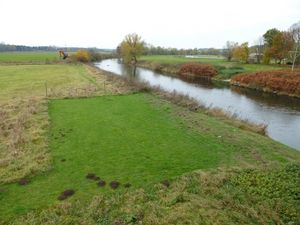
[179, 63, 217, 77]
[231, 70, 300, 96]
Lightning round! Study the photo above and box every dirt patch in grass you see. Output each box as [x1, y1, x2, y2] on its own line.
[86, 173, 101, 181]
[161, 180, 170, 188]
[93, 176, 100, 181]
[109, 181, 120, 189]
[57, 189, 75, 201]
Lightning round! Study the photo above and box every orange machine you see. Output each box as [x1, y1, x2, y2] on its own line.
[58, 50, 68, 60]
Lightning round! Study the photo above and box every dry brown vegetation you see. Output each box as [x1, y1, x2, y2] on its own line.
[0, 97, 49, 184]
[179, 63, 217, 77]
[231, 70, 300, 97]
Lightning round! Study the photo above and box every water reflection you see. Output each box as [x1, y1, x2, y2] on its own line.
[95, 59, 300, 150]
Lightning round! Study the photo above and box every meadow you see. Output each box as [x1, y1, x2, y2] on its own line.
[0, 52, 58, 63]
[0, 64, 95, 100]
[0, 52, 300, 224]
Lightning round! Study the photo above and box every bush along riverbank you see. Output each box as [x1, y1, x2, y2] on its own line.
[231, 70, 300, 98]
[137, 61, 218, 79]
[136, 58, 300, 98]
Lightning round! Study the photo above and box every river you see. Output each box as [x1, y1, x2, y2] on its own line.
[95, 59, 300, 151]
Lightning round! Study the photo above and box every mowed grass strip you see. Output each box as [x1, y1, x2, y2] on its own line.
[0, 52, 58, 63]
[0, 94, 233, 219]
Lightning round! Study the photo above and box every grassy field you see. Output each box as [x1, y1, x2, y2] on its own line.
[0, 64, 95, 100]
[0, 52, 59, 63]
[10, 164, 300, 225]
[1, 93, 300, 221]
[0, 64, 93, 188]
[1, 54, 300, 224]
[139, 55, 282, 79]
[0, 63, 132, 186]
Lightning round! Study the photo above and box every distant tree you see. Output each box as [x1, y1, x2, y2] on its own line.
[266, 32, 293, 64]
[119, 33, 145, 64]
[289, 21, 300, 71]
[253, 36, 264, 64]
[116, 45, 121, 59]
[224, 41, 238, 61]
[233, 42, 250, 63]
[263, 28, 280, 47]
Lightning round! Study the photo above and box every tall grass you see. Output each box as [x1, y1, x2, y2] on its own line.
[8, 165, 300, 225]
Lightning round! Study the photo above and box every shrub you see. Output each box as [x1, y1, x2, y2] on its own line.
[179, 63, 217, 77]
[72, 50, 91, 63]
[231, 70, 300, 96]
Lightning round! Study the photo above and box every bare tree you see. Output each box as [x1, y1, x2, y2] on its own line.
[254, 36, 264, 64]
[290, 21, 300, 71]
[224, 41, 238, 61]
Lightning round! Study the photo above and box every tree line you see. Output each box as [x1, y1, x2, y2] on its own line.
[144, 45, 221, 56]
[117, 21, 300, 71]
[0, 43, 110, 53]
[224, 21, 300, 70]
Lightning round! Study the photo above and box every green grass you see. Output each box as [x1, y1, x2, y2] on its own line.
[9, 164, 300, 225]
[139, 55, 282, 79]
[1, 93, 299, 221]
[0, 64, 95, 101]
[0, 94, 228, 219]
[0, 52, 59, 63]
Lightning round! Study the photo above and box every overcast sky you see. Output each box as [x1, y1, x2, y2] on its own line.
[0, 0, 299, 49]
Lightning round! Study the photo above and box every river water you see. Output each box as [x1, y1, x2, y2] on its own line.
[95, 59, 300, 150]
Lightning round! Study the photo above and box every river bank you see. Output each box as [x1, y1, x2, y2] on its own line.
[96, 59, 300, 150]
[231, 70, 300, 99]
[137, 55, 300, 98]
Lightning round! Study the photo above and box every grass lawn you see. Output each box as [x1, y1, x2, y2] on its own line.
[139, 55, 283, 79]
[0, 94, 228, 219]
[1, 93, 299, 221]
[0, 52, 59, 63]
